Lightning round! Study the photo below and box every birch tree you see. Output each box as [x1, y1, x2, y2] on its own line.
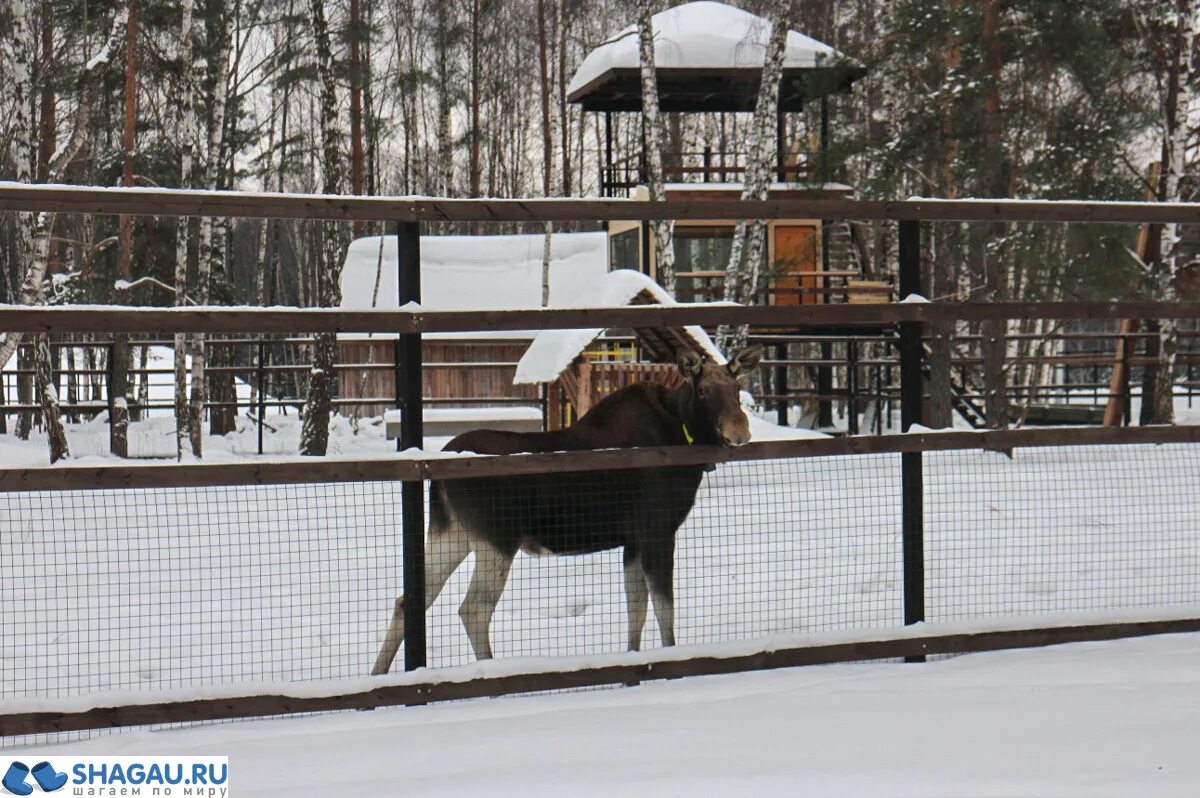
[1, 1, 128, 462]
[1139, 1, 1197, 424]
[717, 0, 794, 353]
[299, 0, 349, 456]
[190, 4, 231, 457]
[637, 0, 676, 295]
[175, 0, 198, 459]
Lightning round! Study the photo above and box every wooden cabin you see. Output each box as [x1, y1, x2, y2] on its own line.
[512, 269, 725, 427]
[568, 1, 890, 308]
[337, 231, 608, 418]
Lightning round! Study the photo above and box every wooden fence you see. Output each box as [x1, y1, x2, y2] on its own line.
[3, 188, 1200, 736]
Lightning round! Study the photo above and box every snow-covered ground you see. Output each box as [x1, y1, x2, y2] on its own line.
[11, 632, 1200, 797]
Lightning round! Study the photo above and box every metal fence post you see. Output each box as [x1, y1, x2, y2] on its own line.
[256, 338, 266, 455]
[898, 220, 925, 657]
[398, 221, 426, 673]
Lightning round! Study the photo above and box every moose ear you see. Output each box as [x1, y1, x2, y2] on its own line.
[728, 345, 764, 381]
[677, 349, 704, 378]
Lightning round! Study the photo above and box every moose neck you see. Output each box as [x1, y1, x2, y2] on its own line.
[670, 380, 718, 445]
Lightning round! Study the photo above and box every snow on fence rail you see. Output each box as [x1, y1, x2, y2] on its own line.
[2, 425, 1200, 741]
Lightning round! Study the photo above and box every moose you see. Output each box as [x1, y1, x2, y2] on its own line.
[372, 345, 763, 673]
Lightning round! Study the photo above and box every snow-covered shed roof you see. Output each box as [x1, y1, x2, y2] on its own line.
[567, 1, 864, 112]
[513, 270, 726, 385]
[340, 231, 607, 338]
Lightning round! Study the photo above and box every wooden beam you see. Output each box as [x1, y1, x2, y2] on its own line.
[3, 424, 1198, 493]
[4, 184, 1200, 224]
[4, 615, 1197, 737]
[7, 302, 1200, 336]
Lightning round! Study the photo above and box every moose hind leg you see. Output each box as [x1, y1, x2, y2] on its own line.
[459, 543, 513, 660]
[371, 521, 471, 676]
[644, 548, 676, 648]
[623, 547, 649, 652]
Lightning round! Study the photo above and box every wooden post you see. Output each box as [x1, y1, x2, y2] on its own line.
[898, 220, 925, 658]
[576, 359, 593, 419]
[397, 221, 426, 674]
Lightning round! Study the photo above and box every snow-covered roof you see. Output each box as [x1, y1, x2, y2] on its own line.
[513, 270, 726, 385]
[340, 232, 608, 338]
[568, 1, 849, 97]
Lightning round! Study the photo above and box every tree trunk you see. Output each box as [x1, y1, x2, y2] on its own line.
[35, 335, 69, 463]
[929, 3, 962, 429]
[637, 0, 676, 295]
[980, 0, 1010, 429]
[175, 0, 198, 459]
[538, 0, 554, 305]
[191, 5, 231, 457]
[5, 0, 125, 460]
[350, 0, 366, 236]
[717, 0, 793, 353]
[112, 0, 139, 434]
[469, 0, 483, 199]
[1147, 1, 1193, 424]
[300, 0, 348, 457]
[435, 2, 454, 197]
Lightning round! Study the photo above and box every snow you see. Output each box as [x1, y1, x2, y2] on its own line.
[339, 231, 608, 339]
[568, 1, 851, 96]
[15, 632, 1200, 797]
[899, 292, 929, 303]
[513, 269, 726, 384]
[384, 407, 542, 424]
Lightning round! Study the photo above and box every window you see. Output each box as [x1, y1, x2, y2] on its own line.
[673, 226, 733, 302]
[609, 228, 640, 272]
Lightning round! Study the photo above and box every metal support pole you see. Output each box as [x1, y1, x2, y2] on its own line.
[397, 220, 426, 674]
[898, 220, 925, 655]
[106, 341, 116, 454]
[256, 339, 266, 455]
[604, 112, 613, 197]
[847, 339, 859, 435]
[775, 342, 788, 427]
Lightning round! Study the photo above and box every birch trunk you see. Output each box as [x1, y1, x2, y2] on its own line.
[5, 1, 126, 462]
[175, 0, 197, 459]
[638, 0, 676, 295]
[717, 0, 793, 353]
[537, 0, 554, 305]
[191, 6, 230, 456]
[1149, 1, 1195, 424]
[300, 0, 348, 457]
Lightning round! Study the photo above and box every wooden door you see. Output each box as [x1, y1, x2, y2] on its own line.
[773, 225, 820, 306]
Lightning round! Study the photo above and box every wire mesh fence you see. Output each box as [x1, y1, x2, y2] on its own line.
[3, 438, 1198, 747]
[925, 443, 1200, 622]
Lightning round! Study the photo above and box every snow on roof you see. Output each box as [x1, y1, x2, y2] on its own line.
[513, 269, 726, 385]
[568, 1, 846, 96]
[340, 231, 608, 338]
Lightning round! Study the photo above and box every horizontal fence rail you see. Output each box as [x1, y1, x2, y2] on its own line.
[5, 613, 1198, 737]
[2, 425, 1199, 492]
[5, 301, 1200, 335]
[4, 183, 1200, 224]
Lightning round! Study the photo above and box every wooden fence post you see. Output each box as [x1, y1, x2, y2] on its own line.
[898, 220, 925, 657]
[397, 221, 426, 673]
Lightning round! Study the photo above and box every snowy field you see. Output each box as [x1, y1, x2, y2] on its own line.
[1, 421, 1197, 717]
[10, 632, 1200, 797]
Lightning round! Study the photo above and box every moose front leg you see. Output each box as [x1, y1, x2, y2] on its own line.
[372, 524, 471, 675]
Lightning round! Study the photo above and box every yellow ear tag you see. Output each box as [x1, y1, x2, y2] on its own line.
[682, 423, 695, 445]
